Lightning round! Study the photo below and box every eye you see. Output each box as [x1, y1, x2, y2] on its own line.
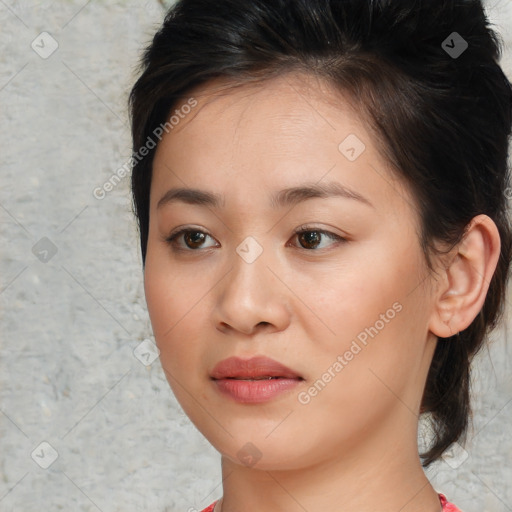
[290, 226, 346, 250]
[164, 225, 347, 253]
[165, 228, 218, 251]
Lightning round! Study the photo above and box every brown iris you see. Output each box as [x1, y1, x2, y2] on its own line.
[184, 231, 207, 249]
[297, 231, 322, 250]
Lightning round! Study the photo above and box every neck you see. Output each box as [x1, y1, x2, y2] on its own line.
[216, 418, 442, 512]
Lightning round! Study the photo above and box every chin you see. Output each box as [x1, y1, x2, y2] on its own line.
[206, 433, 315, 472]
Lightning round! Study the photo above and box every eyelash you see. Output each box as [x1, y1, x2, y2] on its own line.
[164, 225, 347, 253]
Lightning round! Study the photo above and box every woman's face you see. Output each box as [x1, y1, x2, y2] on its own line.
[145, 73, 438, 470]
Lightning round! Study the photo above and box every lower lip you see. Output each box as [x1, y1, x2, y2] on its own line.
[212, 378, 302, 403]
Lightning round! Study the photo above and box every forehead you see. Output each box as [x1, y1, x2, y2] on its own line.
[171, 72, 361, 139]
[151, 72, 416, 221]
[154, 72, 364, 177]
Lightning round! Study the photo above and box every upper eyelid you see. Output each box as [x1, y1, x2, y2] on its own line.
[168, 224, 343, 237]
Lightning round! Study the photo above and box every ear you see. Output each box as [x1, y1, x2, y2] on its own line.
[428, 214, 501, 338]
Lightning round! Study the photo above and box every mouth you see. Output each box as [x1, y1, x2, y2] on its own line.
[223, 376, 299, 381]
[210, 355, 304, 381]
[210, 356, 304, 403]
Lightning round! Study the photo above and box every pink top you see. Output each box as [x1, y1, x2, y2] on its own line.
[199, 493, 462, 511]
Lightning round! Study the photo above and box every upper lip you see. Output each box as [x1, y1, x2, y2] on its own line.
[210, 356, 303, 380]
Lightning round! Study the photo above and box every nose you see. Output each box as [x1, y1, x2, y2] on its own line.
[213, 243, 291, 336]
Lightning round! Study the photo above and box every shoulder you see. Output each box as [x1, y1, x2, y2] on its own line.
[439, 493, 463, 512]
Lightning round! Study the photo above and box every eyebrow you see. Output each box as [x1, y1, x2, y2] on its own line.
[156, 181, 374, 210]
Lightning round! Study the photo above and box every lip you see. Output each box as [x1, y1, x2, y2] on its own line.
[210, 356, 304, 404]
[210, 356, 303, 380]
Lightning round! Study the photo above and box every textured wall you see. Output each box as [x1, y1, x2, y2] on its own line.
[0, 1, 511, 511]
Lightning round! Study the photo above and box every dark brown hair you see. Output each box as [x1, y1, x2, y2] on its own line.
[129, 0, 512, 466]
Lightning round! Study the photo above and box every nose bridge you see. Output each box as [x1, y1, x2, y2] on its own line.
[214, 233, 290, 334]
[235, 234, 265, 267]
[227, 234, 271, 306]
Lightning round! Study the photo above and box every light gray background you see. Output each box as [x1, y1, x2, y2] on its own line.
[0, 1, 511, 511]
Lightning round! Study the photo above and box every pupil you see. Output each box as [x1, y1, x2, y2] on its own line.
[186, 231, 205, 248]
[300, 231, 320, 249]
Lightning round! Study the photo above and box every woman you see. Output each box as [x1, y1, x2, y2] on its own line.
[129, 1, 512, 510]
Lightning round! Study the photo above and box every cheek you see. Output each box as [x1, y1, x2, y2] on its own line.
[144, 243, 199, 337]
[306, 301, 429, 438]
[144, 266, 201, 406]
[298, 246, 419, 352]
[144, 262, 176, 340]
[144, 262, 183, 372]
[143, 247, 212, 379]
[300, 248, 429, 400]
[295, 317, 417, 447]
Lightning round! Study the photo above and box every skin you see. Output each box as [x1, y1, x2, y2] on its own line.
[144, 72, 501, 512]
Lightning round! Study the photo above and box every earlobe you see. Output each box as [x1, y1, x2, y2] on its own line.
[428, 214, 501, 339]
